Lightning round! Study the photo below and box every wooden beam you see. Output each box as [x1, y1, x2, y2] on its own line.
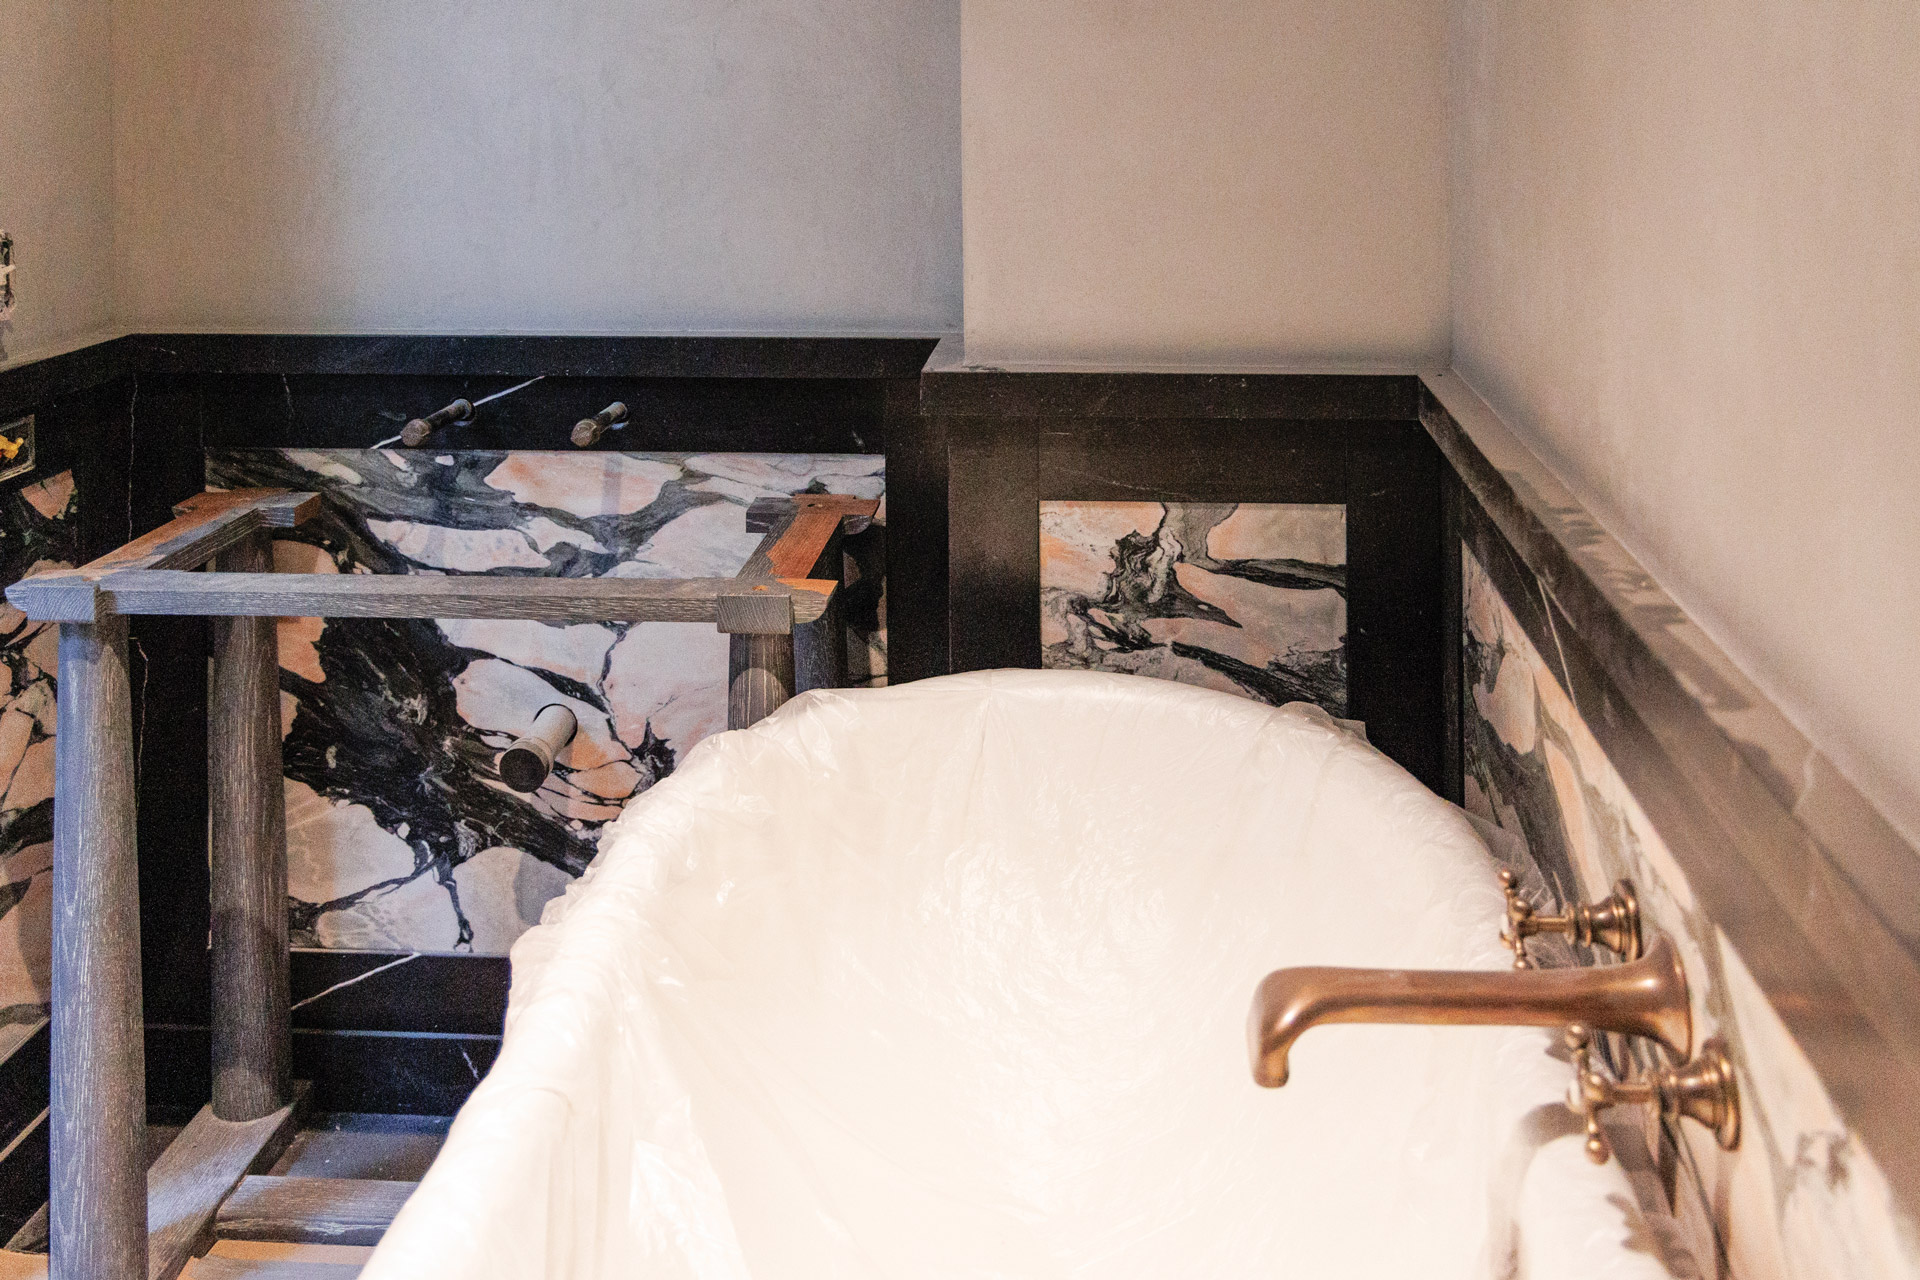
[7, 490, 319, 623]
[51, 616, 146, 1280]
[75, 572, 836, 627]
[714, 588, 794, 636]
[739, 495, 879, 581]
[214, 1179, 414, 1248]
[146, 1087, 308, 1280]
[208, 532, 291, 1123]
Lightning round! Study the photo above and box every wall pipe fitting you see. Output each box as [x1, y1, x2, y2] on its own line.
[399, 401, 478, 450]
[498, 704, 579, 793]
[570, 402, 629, 447]
[400, 399, 475, 447]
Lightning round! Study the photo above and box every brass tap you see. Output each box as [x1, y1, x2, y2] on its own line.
[1248, 934, 1691, 1088]
[1498, 869, 1642, 969]
[1563, 1024, 1740, 1162]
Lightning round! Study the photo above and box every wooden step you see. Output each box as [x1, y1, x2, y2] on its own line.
[183, 1258, 361, 1280]
[0, 1248, 44, 1279]
[215, 1177, 415, 1247]
[149, 1089, 311, 1279]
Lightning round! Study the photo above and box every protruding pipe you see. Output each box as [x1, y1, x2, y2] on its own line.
[570, 401, 629, 447]
[400, 398, 475, 447]
[498, 704, 578, 792]
[1248, 934, 1692, 1088]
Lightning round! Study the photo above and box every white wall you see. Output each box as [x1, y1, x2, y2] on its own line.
[960, 0, 1449, 370]
[110, 0, 961, 334]
[1450, 2, 1920, 845]
[0, 0, 115, 364]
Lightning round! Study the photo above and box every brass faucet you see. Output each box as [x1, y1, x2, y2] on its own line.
[1564, 1024, 1739, 1160]
[1247, 934, 1691, 1087]
[1497, 869, 1642, 969]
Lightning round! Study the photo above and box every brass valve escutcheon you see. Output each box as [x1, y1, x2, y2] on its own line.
[1498, 868, 1643, 969]
[1563, 1023, 1740, 1164]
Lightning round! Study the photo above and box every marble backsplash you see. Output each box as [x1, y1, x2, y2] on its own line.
[1463, 544, 1917, 1279]
[206, 449, 885, 956]
[1039, 501, 1347, 715]
[0, 471, 78, 1022]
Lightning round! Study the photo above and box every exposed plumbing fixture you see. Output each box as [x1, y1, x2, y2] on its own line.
[1498, 869, 1642, 968]
[498, 704, 579, 793]
[400, 398, 475, 447]
[570, 401, 629, 447]
[1564, 1023, 1739, 1160]
[1247, 933, 1691, 1089]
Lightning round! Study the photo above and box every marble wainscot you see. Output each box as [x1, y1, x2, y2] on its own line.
[1039, 500, 1347, 715]
[204, 449, 885, 956]
[0, 471, 78, 1021]
[1464, 546, 1917, 1279]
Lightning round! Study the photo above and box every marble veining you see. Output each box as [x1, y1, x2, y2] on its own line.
[1040, 501, 1346, 715]
[1464, 545, 1919, 1280]
[0, 471, 77, 1022]
[206, 449, 885, 955]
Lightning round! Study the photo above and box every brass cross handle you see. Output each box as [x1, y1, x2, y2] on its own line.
[1563, 1024, 1740, 1164]
[1498, 869, 1643, 969]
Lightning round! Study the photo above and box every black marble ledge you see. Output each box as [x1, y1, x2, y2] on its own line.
[921, 339, 1421, 420]
[1423, 372, 1920, 950]
[0, 335, 135, 422]
[125, 334, 943, 380]
[182, 371, 896, 453]
[1426, 370, 1920, 1211]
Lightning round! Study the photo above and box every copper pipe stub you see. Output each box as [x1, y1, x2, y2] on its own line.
[570, 402, 629, 447]
[499, 704, 578, 793]
[400, 399, 475, 447]
[1499, 869, 1642, 969]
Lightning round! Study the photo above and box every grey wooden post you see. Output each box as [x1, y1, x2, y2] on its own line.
[51, 613, 147, 1280]
[209, 530, 291, 1121]
[727, 633, 798, 729]
[720, 589, 798, 730]
[792, 519, 849, 694]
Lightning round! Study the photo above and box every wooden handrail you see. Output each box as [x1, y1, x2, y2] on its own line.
[7, 490, 319, 622]
[23, 484, 879, 1279]
[39, 572, 837, 630]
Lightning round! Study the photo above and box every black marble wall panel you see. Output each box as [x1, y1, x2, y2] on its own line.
[942, 411, 1449, 794]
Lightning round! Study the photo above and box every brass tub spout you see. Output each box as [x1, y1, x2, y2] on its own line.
[1248, 935, 1691, 1087]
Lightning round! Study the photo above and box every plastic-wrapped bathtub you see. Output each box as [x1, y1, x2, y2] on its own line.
[363, 670, 1686, 1280]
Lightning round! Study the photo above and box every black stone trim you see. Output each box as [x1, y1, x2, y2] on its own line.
[942, 413, 1448, 795]
[1427, 370, 1920, 1216]
[126, 334, 941, 380]
[289, 952, 508, 1037]
[0, 1022, 48, 1145]
[0, 1022, 50, 1245]
[921, 369, 1421, 420]
[0, 1109, 46, 1245]
[0, 336, 134, 423]
[147, 1026, 501, 1119]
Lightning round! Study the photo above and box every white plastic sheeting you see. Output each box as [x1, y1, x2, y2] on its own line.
[365, 670, 1686, 1279]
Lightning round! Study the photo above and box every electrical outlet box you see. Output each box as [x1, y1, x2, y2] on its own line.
[0, 417, 36, 485]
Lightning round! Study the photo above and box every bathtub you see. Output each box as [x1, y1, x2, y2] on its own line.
[363, 670, 1688, 1279]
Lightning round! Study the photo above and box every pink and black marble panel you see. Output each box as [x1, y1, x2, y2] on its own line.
[205, 449, 884, 956]
[0, 471, 79, 1022]
[1039, 501, 1346, 715]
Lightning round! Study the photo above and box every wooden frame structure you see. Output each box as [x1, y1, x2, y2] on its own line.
[0, 487, 878, 1280]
